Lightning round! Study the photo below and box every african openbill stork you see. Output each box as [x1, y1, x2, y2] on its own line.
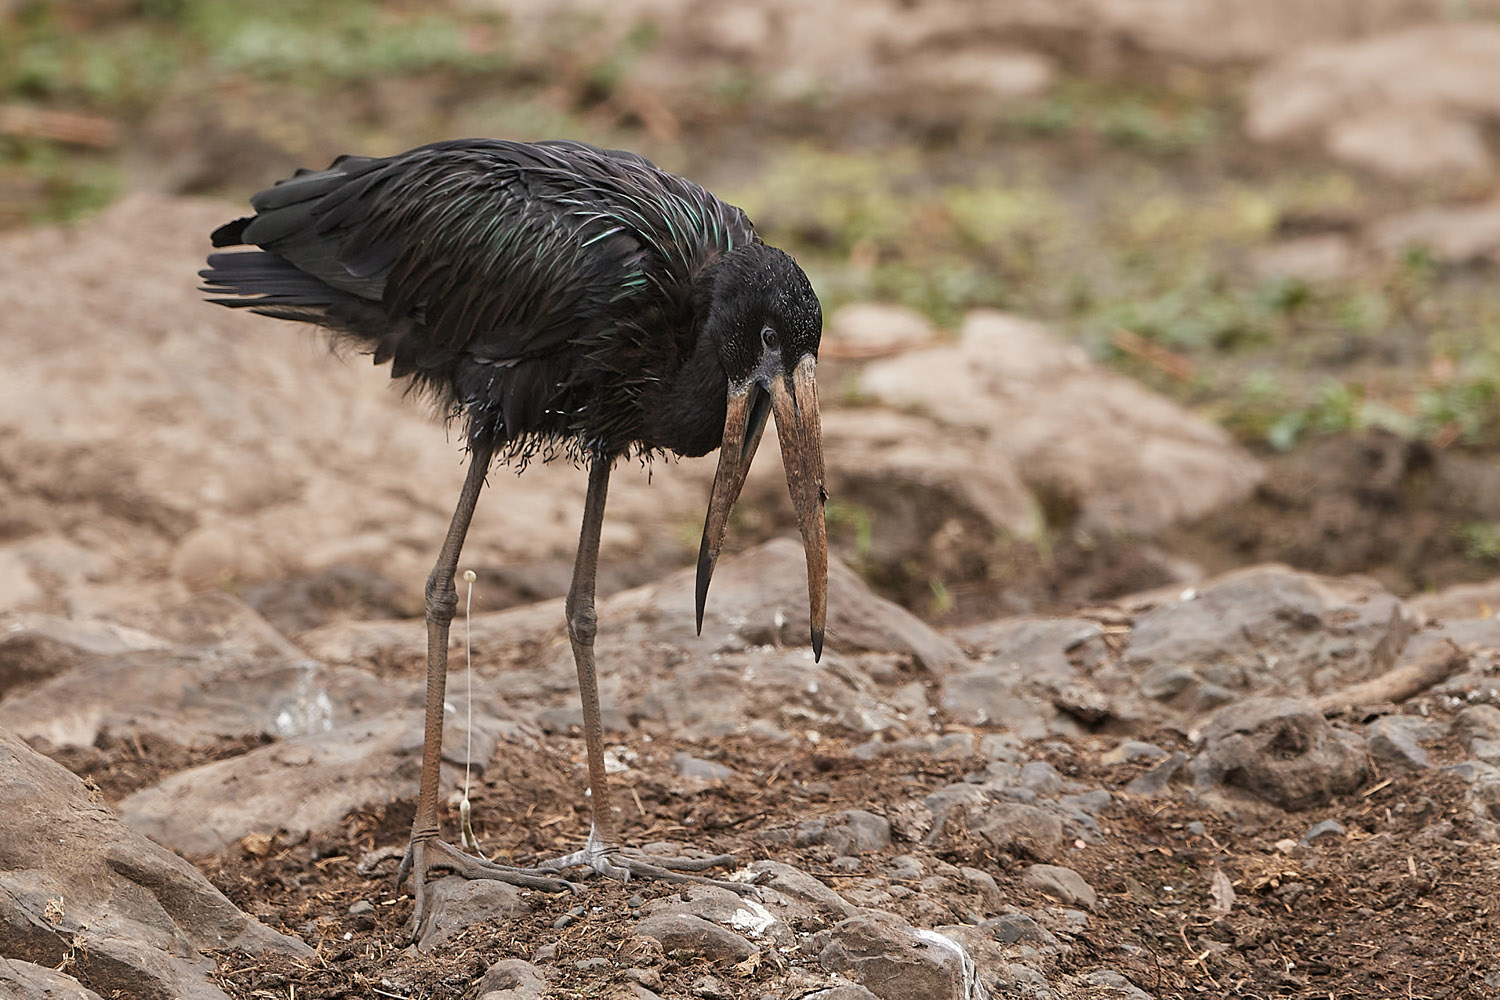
[200, 138, 827, 940]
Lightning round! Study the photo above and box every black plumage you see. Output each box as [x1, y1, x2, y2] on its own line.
[202, 138, 829, 944]
[202, 138, 815, 465]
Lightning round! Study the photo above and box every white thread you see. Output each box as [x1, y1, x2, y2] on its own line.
[461, 569, 480, 855]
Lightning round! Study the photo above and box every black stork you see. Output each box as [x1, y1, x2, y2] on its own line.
[200, 138, 827, 940]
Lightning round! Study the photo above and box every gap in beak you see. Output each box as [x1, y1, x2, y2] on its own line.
[742, 382, 772, 462]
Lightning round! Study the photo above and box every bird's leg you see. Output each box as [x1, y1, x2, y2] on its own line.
[537, 457, 749, 893]
[396, 441, 577, 944]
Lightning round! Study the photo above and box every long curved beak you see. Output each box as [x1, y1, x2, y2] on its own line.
[696, 354, 828, 660]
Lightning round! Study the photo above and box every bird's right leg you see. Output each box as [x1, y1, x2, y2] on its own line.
[536, 457, 749, 893]
[396, 441, 576, 945]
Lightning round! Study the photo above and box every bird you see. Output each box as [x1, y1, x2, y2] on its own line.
[200, 138, 828, 942]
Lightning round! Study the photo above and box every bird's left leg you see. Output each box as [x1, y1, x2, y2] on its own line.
[538, 456, 750, 892]
[396, 440, 578, 945]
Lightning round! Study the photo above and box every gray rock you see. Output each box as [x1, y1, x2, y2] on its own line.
[0, 728, 310, 1000]
[1021, 865, 1097, 911]
[632, 647, 904, 742]
[825, 810, 893, 855]
[1101, 741, 1169, 766]
[886, 855, 925, 880]
[624, 966, 660, 987]
[1125, 566, 1413, 706]
[418, 878, 533, 950]
[1125, 752, 1187, 796]
[1456, 705, 1500, 749]
[0, 607, 405, 749]
[801, 987, 881, 1000]
[939, 667, 1056, 737]
[953, 616, 1101, 670]
[1138, 664, 1198, 701]
[818, 912, 976, 1000]
[996, 961, 1055, 997]
[1020, 761, 1074, 795]
[925, 784, 992, 841]
[632, 913, 757, 963]
[975, 803, 1067, 862]
[981, 909, 1059, 949]
[1301, 819, 1347, 846]
[960, 866, 1006, 910]
[1410, 579, 1500, 622]
[0, 959, 105, 1000]
[1192, 698, 1370, 810]
[476, 958, 547, 1000]
[1368, 715, 1438, 769]
[690, 974, 732, 999]
[347, 900, 374, 915]
[1065, 967, 1153, 999]
[672, 753, 738, 782]
[741, 861, 857, 927]
[118, 701, 519, 854]
[639, 885, 792, 949]
[611, 538, 967, 674]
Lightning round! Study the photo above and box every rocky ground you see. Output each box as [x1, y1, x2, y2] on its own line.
[8, 534, 1500, 999]
[14, 1, 1500, 997]
[6, 197, 1500, 999]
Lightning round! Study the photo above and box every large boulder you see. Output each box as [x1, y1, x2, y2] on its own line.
[0, 594, 404, 748]
[116, 698, 520, 856]
[0, 960, 104, 1000]
[0, 728, 311, 1000]
[1191, 698, 1370, 810]
[1121, 565, 1414, 711]
[859, 311, 1262, 536]
[1248, 24, 1500, 179]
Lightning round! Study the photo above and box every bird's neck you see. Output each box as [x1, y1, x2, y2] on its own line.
[646, 328, 727, 459]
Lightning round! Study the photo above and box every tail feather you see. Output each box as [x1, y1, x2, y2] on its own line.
[200, 251, 340, 309]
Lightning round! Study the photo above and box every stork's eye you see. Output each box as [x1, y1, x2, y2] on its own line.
[762, 327, 779, 350]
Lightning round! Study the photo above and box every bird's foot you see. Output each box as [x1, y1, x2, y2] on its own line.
[535, 829, 755, 895]
[395, 835, 580, 946]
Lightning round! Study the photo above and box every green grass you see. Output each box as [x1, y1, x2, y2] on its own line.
[0, 0, 610, 223]
[723, 136, 1500, 453]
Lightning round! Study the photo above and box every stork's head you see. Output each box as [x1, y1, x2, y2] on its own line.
[697, 243, 827, 660]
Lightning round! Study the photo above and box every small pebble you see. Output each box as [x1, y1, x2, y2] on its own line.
[569, 904, 587, 917]
[625, 967, 661, 988]
[690, 974, 732, 999]
[347, 900, 374, 915]
[1187, 821, 1206, 836]
[553, 913, 576, 930]
[1300, 819, 1347, 846]
[628, 893, 645, 909]
[532, 943, 558, 962]
[576, 956, 609, 972]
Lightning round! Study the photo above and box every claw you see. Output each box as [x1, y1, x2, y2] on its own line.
[396, 836, 580, 947]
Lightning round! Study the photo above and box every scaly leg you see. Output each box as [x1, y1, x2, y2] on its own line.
[397, 441, 576, 944]
[536, 456, 749, 893]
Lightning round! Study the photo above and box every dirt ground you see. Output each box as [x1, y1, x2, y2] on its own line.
[38, 701, 1497, 1000]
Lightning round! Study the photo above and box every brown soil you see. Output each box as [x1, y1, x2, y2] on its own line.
[36, 717, 1498, 999]
[792, 430, 1500, 630]
[1172, 431, 1500, 598]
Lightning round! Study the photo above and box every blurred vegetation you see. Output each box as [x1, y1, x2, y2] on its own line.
[6, 0, 1500, 454]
